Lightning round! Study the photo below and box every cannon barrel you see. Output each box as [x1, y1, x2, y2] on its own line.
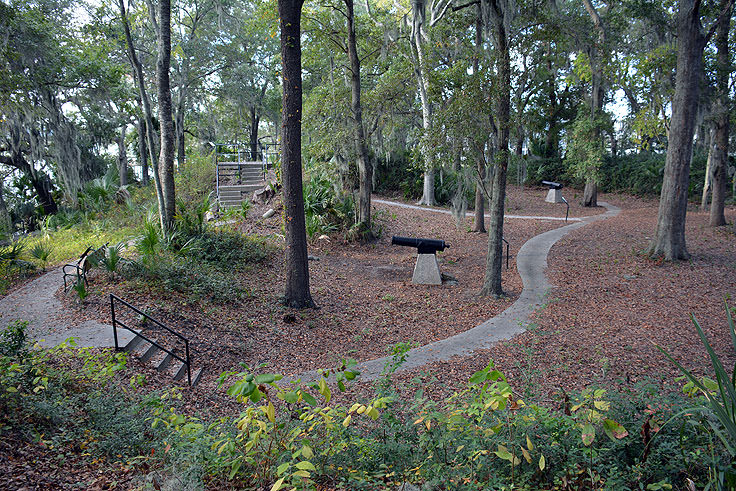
[391, 236, 449, 254]
[541, 180, 563, 190]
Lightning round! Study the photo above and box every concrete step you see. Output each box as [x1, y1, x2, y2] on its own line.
[123, 331, 144, 352]
[220, 184, 265, 192]
[172, 362, 203, 386]
[218, 162, 263, 169]
[140, 342, 159, 363]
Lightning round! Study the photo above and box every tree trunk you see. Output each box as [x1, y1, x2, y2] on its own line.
[481, 0, 510, 297]
[709, 0, 731, 227]
[250, 106, 260, 160]
[649, 0, 706, 260]
[175, 97, 185, 169]
[157, 0, 176, 232]
[582, 0, 606, 208]
[279, 0, 314, 309]
[346, 0, 372, 234]
[412, 0, 435, 206]
[119, 0, 164, 222]
[472, 5, 486, 233]
[137, 115, 149, 185]
[701, 133, 713, 209]
[118, 124, 128, 186]
[0, 179, 12, 236]
[583, 181, 598, 207]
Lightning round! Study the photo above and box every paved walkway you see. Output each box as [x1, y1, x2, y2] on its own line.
[293, 200, 620, 382]
[373, 198, 583, 222]
[0, 268, 135, 348]
[1, 201, 619, 371]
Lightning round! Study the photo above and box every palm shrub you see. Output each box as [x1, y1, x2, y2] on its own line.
[100, 242, 125, 280]
[658, 302, 736, 486]
[29, 239, 54, 271]
[136, 219, 161, 260]
[0, 239, 27, 266]
[174, 195, 211, 238]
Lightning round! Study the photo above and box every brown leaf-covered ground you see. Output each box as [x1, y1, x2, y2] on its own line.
[55, 186, 736, 406]
[59, 186, 594, 386]
[4, 185, 736, 489]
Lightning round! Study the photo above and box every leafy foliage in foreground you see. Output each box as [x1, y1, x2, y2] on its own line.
[0, 310, 731, 490]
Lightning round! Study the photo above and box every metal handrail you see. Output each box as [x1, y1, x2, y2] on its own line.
[110, 294, 192, 386]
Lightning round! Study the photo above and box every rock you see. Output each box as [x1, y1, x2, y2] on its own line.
[308, 255, 319, 261]
[318, 234, 330, 241]
[263, 208, 275, 219]
[253, 186, 275, 204]
[441, 272, 458, 286]
[114, 187, 131, 204]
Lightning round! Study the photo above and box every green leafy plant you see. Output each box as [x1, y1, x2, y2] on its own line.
[136, 219, 161, 259]
[29, 239, 54, 271]
[658, 301, 736, 486]
[174, 195, 211, 238]
[72, 276, 88, 303]
[0, 239, 27, 266]
[100, 242, 125, 279]
[203, 359, 391, 488]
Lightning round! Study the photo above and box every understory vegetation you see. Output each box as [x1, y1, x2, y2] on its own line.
[1, 309, 734, 490]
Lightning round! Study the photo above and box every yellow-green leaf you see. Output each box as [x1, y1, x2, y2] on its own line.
[539, 454, 546, 471]
[265, 402, 275, 423]
[295, 461, 316, 471]
[301, 445, 314, 459]
[270, 477, 285, 491]
[342, 415, 352, 427]
[526, 435, 534, 451]
[594, 400, 610, 411]
[521, 447, 532, 464]
[582, 423, 595, 446]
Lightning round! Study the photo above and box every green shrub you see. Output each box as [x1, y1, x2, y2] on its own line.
[658, 302, 736, 487]
[123, 253, 247, 303]
[100, 242, 125, 279]
[174, 195, 211, 238]
[303, 167, 356, 239]
[29, 239, 54, 270]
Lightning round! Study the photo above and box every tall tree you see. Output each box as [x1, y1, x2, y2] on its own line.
[157, 0, 176, 231]
[708, 0, 732, 227]
[580, 0, 607, 207]
[480, 0, 513, 297]
[280, 0, 315, 308]
[345, 0, 373, 234]
[648, 0, 733, 259]
[118, 0, 165, 225]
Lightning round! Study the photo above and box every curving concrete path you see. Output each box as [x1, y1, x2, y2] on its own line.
[293, 200, 620, 382]
[2, 201, 619, 372]
[0, 268, 135, 348]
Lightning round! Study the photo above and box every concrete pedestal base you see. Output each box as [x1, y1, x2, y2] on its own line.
[545, 188, 564, 203]
[412, 254, 442, 285]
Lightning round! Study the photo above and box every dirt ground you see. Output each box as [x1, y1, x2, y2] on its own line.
[52, 185, 736, 413]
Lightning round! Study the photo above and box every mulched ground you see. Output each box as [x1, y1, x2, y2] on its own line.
[4, 186, 736, 489]
[53, 187, 736, 413]
[58, 186, 598, 391]
[361, 194, 736, 408]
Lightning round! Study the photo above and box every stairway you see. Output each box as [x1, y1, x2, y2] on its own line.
[123, 333, 203, 386]
[111, 294, 202, 387]
[217, 161, 265, 209]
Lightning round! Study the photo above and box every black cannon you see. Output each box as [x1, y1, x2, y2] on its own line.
[542, 180, 563, 190]
[391, 236, 449, 255]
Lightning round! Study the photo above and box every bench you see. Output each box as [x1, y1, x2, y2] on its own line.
[63, 243, 107, 291]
